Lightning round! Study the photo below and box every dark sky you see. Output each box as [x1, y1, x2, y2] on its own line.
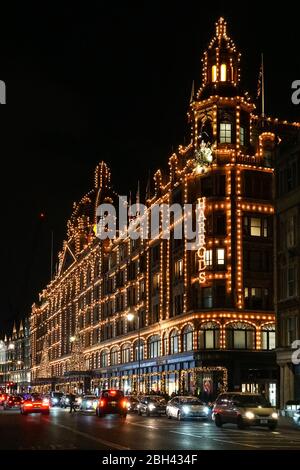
[0, 1, 299, 334]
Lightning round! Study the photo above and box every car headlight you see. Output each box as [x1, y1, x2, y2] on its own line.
[53, 398, 58, 404]
[86, 401, 92, 407]
[203, 406, 210, 415]
[77, 398, 82, 404]
[65, 398, 69, 403]
[182, 406, 190, 414]
[148, 403, 156, 411]
[245, 411, 255, 419]
[271, 412, 278, 419]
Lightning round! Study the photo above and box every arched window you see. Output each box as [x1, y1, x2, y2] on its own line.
[148, 335, 161, 358]
[212, 65, 217, 82]
[162, 333, 168, 355]
[100, 350, 109, 367]
[226, 322, 256, 349]
[182, 325, 194, 352]
[121, 344, 131, 363]
[220, 63, 227, 81]
[133, 339, 145, 361]
[198, 322, 220, 349]
[262, 324, 276, 350]
[110, 347, 119, 365]
[170, 329, 179, 354]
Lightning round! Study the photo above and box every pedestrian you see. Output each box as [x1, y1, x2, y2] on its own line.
[69, 394, 77, 413]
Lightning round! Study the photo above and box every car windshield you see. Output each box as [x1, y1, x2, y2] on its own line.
[180, 398, 204, 405]
[102, 390, 124, 398]
[233, 395, 271, 407]
[84, 396, 96, 399]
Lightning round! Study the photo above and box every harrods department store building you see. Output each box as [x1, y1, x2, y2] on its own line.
[30, 18, 300, 405]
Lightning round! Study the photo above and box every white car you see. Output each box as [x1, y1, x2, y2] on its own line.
[79, 395, 98, 411]
[166, 396, 210, 420]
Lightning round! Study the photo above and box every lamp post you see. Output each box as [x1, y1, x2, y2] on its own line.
[127, 312, 141, 394]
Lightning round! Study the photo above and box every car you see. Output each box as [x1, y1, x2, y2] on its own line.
[293, 408, 300, 426]
[0, 393, 8, 406]
[96, 389, 128, 417]
[166, 396, 210, 421]
[20, 395, 50, 415]
[212, 392, 278, 430]
[4, 395, 23, 409]
[126, 395, 140, 413]
[50, 391, 64, 407]
[79, 395, 98, 411]
[137, 395, 167, 416]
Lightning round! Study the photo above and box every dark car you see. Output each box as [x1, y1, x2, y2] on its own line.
[96, 389, 128, 417]
[212, 392, 278, 430]
[4, 395, 23, 409]
[20, 395, 50, 415]
[126, 395, 140, 413]
[50, 392, 63, 407]
[137, 395, 167, 416]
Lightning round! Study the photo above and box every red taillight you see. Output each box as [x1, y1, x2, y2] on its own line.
[122, 400, 129, 409]
[99, 399, 105, 407]
[110, 390, 117, 396]
[25, 403, 33, 407]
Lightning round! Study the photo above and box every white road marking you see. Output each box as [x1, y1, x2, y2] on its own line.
[52, 422, 130, 450]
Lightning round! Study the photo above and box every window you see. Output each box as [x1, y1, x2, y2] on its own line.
[134, 340, 144, 361]
[287, 317, 298, 345]
[287, 215, 296, 248]
[288, 266, 296, 297]
[212, 65, 217, 82]
[263, 219, 268, 238]
[148, 335, 160, 358]
[152, 273, 160, 293]
[217, 248, 225, 266]
[100, 350, 108, 367]
[205, 249, 213, 267]
[239, 126, 245, 146]
[170, 330, 179, 354]
[174, 294, 183, 315]
[262, 324, 275, 350]
[182, 325, 194, 351]
[121, 345, 131, 363]
[110, 347, 119, 365]
[250, 218, 261, 236]
[226, 322, 255, 349]
[199, 322, 220, 349]
[220, 63, 227, 81]
[175, 259, 183, 279]
[220, 123, 232, 143]
[203, 287, 213, 308]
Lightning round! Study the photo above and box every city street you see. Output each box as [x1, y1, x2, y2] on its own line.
[0, 407, 300, 450]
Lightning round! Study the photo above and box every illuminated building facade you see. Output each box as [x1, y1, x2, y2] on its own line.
[0, 319, 31, 393]
[275, 136, 300, 408]
[30, 18, 300, 404]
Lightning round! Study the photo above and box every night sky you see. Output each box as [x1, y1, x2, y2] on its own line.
[0, 2, 299, 334]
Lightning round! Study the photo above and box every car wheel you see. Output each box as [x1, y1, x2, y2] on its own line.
[177, 411, 183, 421]
[146, 409, 150, 417]
[167, 411, 172, 419]
[268, 423, 277, 431]
[214, 414, 222, 427]
[138, 409, 142, 416]
[42, 410, 50, 415]
[237, 416, 246, 430]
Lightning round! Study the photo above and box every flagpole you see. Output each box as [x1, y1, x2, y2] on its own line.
[261, 53, 265, 122]
[50, 230, 54, 281]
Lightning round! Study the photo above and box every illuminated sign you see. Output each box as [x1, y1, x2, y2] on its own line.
[197, 197, 206, 283]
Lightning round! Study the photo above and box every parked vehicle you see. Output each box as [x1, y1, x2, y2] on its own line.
[137, 395, 166, 416]
[166, 396, 210, 421]
[212, 392, 278, 430]
[96, 389, 128, 417]
[79, 395, 98, 411]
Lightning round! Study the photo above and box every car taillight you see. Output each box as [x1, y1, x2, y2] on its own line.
[99, 399, 105, 407]
[25, 403, 33, 407]
[42, 399, 49, 406]
[110, 390, 117, 396]
[122, 400, 129, 409]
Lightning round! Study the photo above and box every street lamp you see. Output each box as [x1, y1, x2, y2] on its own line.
[127, 312, 141, 395]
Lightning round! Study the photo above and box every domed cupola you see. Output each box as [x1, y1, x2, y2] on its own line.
[198, 17, 241, 100]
